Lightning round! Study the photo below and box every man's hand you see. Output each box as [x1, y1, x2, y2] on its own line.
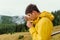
[26, 21, 33, 28]
[24, 15, 32, 21]
[24, 15, 33, 28]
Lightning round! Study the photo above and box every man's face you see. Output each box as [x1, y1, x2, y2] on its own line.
[26, 11, 37, 21]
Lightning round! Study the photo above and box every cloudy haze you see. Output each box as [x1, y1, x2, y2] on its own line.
[0, 0, 60, 16]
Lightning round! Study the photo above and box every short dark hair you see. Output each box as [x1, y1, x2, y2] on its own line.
[25, 4, 40, 14]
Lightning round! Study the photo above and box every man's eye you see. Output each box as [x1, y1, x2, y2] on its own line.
[28, 15, 30, 16]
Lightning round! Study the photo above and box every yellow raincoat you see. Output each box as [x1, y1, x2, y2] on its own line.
[29, 11, 54, 40]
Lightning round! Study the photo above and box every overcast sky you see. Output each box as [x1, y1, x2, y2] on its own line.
[0, 0, 60, 16]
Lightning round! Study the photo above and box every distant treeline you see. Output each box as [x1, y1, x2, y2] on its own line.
[0, 22, 28, 34]
[52, 10, 60, 26]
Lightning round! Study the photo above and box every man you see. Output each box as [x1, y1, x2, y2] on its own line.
[25, 4, 54, 40]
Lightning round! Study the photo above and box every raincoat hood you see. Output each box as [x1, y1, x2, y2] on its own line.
[33, 11, 54, 25]
[40, 11, 54, 21]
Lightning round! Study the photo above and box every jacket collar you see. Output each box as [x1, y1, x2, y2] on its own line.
[32, 14, 41, 25]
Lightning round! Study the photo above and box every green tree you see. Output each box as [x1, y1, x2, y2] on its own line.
[52, 10, 60, 26]
[1, 16, 13, 24]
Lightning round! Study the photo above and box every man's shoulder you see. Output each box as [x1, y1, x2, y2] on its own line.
[38, 17, 50, 23]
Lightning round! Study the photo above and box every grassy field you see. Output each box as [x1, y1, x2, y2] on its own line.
[0, 25, 60, 40]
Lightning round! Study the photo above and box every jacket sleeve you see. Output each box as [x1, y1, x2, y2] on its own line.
[29, 26, 38, 40]
[29, 27, 37, 35]
[37, 18, 53, 40]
